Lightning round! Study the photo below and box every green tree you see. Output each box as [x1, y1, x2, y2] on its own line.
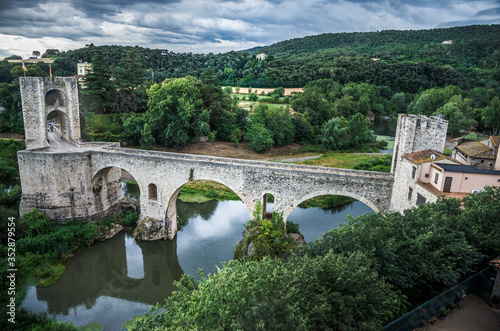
[347, 112, 376, 149]
[308, 198, 482, 297]
[483, 97, 500, 135]
[126, 252, 399, 331]
[116, 48, 148, 112]
[140, 123, 155, 150]
[319, 117, 348, 150]
[433, 101, 473, 136]
[145, 77, 209, 148]
[81, 55, 116, 114]
[123, 114, 145, 146]
[245, 122, 274, 153]
[0, 82, 23, 133]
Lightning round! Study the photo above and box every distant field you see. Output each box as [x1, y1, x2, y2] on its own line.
[228, 87, 303, 95]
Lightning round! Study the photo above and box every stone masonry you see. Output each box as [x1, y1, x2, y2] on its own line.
[390, 114, 449, 211]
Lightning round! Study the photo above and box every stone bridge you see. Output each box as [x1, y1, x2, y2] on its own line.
[18, 141, 394, 240]
[17, 76, 394, 240]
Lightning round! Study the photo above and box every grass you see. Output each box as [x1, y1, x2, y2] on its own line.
[178, 180, 241, 203]
[294, 152, 387, 169]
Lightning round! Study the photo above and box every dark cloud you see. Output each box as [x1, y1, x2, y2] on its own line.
[0, 0, 499, 57]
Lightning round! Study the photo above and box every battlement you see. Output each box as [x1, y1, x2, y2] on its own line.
[391, 114, 448, 173]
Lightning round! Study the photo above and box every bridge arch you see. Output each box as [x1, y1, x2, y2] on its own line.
[164, 178, 251, 238]
[44, 88, 67, 107]
[283, 189, 379, 221]
[92, 165, 142, 217]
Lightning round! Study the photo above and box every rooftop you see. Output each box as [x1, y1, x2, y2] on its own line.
[456, 141, 495, 159]
[403, 149, 458, 164]
[490, 136, 500, 148]
[435, 163, 500, 175]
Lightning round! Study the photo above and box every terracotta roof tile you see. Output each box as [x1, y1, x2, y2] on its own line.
[403, 150, 458, 164]
[456, 141, 495, 159]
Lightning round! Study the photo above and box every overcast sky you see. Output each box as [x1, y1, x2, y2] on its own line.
[0, 0, 499, 59]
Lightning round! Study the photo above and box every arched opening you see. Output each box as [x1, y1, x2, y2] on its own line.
[148, 183, 158, 201]
[46, 109, 68, 142]
[93, 167, 143, 280]
[165, 179, 249, 278]
[45, 89, 66, 107]
[262, 193, 275, 219]
[287, 193, 376, 243]
[92, 167, 141, 210]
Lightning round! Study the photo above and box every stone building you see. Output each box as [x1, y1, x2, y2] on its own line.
[390, 149, 500, 213]
[452, 140, 496, 170]
[390, 114, 500, 212]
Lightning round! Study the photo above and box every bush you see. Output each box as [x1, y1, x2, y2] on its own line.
[245, 123, 274, 153]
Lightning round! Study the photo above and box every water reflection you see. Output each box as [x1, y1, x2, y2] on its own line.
[288, 201, 374, 242]
[176, 200, 249, 278]
[22, 233, 183, 330]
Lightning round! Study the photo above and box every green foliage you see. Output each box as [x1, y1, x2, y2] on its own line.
[0, 83, 23, 133]
[320, 117, 348, 150]
[248, 92, 258, 101]
[308, 197, 486, 301]
[146, 77, 210, 148]
[245, 122, 274, 153]
[125, 252, 398, 331]
[139, 123, 155, 150]
[1, 309, 78, 331]
[483, 96, 500, 135]
[0, 158, 18, 180]
[81, 54, 116, 114]
[124, 211, 139, 228]
[353, 155, 392, 172]
[461, 187, 500, 258]
[84, 113, 124, 142]
[0, 184, 21, 209]
[123, 114, 145, 146]
[433, 96, 476, 136]
[18, 210, 99, 257]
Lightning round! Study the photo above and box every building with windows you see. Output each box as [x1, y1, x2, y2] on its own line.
[74, 62, 92, 88]
[390, 114, 500, 212]
[391, 149, 500, 212]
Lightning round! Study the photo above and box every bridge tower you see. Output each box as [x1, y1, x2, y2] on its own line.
[19, 77, 81, 149]
[391, 114, 448, 174]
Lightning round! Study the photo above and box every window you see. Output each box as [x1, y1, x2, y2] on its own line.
[408, 187, 413, 200]
[416, 194, 426, 206]
[411, 166, 416, 179]
[434, 173, 439, 184]
[148, 183, 157, 201]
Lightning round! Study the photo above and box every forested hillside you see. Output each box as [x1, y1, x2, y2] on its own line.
[30, 24, 500, 91]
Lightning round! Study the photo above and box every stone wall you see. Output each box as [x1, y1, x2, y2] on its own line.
[391, 114, 448, 174]
[390, 157, 438, 213]
[18, 149, 122, 222]
[19, 77, 81, 149]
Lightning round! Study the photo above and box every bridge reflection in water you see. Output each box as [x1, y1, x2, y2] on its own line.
[34, 233, 183, 315]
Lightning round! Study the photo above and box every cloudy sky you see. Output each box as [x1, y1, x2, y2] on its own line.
[0, 0, 499, 58]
